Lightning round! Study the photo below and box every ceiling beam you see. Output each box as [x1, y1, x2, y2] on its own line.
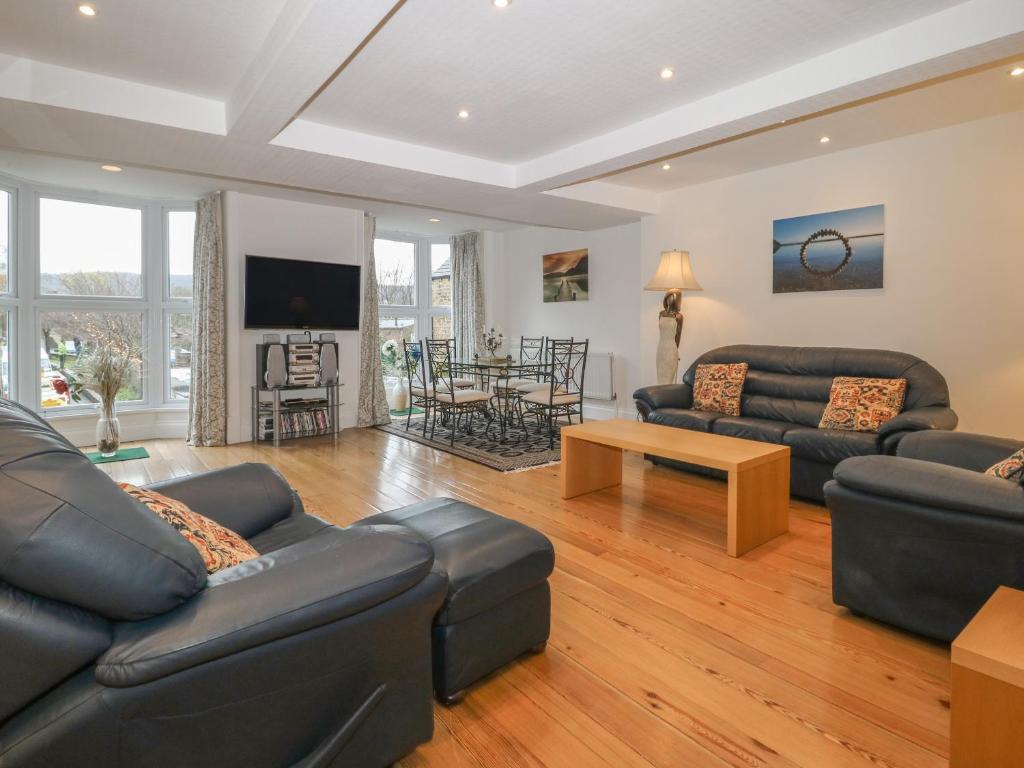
[225, 0, 403, 142]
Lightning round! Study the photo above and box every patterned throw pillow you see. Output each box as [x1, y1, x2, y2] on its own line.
[819, 376, 907, 433]
[119, 483, 259, 573]
[986, 449, 1024, 483]
[692, 363, 749, 416]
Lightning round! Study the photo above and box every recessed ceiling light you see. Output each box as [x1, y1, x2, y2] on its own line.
[493, 0, 510, 7]
[428, 218, 441, 223]
[1011, 66, 1024, 77]
[457, 109, 470, 119]
[819, 136, 831, 144]
[660, 67, 674, 80]
[78, 3, 96, 16]
[661, 163, 671, 171]
[779, 119, 787, 124]
[100, 164, 122, 172]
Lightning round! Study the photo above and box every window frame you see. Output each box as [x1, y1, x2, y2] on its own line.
[375, 232, 452, 357]
[0, 181, 16, 400]
[0, 173, 196, 415]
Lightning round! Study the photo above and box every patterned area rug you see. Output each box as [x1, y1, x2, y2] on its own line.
[377, 415, 561, 472]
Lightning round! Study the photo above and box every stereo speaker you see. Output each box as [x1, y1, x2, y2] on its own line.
[264, 344, 287, 388]
[319, 343, 338, 385]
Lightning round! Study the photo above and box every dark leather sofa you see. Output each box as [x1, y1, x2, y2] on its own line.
[827, 430, 1024, 642]
[0, 398, 445, 767]
[633, 345, 957, 501]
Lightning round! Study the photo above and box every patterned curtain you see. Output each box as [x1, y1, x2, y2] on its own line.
[357, 214, 391, 427]
[187, 192, 227, 446]
[451, 231, 485, 359]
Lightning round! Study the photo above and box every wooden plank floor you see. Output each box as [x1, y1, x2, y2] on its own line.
[97, 429, 952, 768]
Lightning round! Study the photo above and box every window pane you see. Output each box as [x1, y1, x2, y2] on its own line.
[0, 311, 9, 399]
[40, 198, 143, 297]
[375, 239, 416, 306]
[431, 314, 452, 340]
[40, 311, 144, 409]
[168, 312, 192, 400]
[378, 315, 415, 378]
[167, 210, 195, 298]
[0, 190, 9, 295]
[431, 243, 451, 308]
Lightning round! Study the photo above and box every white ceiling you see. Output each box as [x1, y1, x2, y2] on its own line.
[607, 63, 1024, 192]
[0, 0, 287, 98]
[304, 0, 964, 163]
[0, 0, 1020, 229]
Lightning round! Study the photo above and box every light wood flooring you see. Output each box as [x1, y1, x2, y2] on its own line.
[97, 428, 952, 768]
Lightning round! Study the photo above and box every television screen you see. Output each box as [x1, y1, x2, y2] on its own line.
[244, 255, 361, 330]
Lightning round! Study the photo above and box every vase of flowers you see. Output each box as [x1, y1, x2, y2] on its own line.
[82, 347, 134, 457]
[380, 339, 409, 412]
[481, 328, 504, 360]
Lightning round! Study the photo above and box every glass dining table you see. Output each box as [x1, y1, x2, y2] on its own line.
[450, 356, 546, 440]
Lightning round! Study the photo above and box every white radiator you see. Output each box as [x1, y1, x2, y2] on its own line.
[583, 352, 615, 401]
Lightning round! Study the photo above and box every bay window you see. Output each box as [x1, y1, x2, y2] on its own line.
[0, 173, 196, 414]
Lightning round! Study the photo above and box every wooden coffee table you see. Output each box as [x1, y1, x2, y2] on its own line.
[560, 419, 790, 557]
[951, 586, 1024, 767]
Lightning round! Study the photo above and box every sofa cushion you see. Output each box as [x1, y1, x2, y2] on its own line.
[712, 416, 793, 444]
[119, 484, 259, 573]
[693, 363, 748, 416]
[784, 427, 880, 464]
[986, 448, 1024, 484]
[819, 377, 907, 432]
[740, 395, 825, 428]
[0, 400, 207, 620]
[647, 408, 721, 432]
[248, 512, 331, 553]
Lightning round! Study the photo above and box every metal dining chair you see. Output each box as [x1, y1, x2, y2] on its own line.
[435, 337, 477, 389]
[519, 339, 589, 449]
[403, 339, 435, 436]
[425, 339, 492, 446]
[514, 337, 573, 395]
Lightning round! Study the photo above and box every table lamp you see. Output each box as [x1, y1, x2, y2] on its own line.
[644, 250, 703, 384]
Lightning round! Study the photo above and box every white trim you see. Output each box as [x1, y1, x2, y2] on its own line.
[47, 406, 189, 447]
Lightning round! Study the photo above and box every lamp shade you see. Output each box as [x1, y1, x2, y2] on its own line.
[644, 250, 703, 292]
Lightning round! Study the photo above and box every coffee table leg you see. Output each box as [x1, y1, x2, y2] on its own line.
[561, 434, 623, 499]
[727, 454, 790, 557]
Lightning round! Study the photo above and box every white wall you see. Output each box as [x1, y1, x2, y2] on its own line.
[641, 110, 1024, 437]
[223, 192, 364, 443]
[488, 222, 643, 417]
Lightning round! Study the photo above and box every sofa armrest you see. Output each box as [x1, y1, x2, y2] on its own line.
[144, 463, 300, 538]
[95, 526, 440, 687]
[895, 431, 1024, 472]
[832, 456, 1024, 521]
[877, 406, 958, 437]
[633, 383, 693, 418]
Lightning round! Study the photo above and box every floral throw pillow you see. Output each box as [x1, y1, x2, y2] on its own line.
[692, 363, 749, 416]
[119, 483, 259, 573]
[986, 449, 1024, 484]
[819, 376, 907, 433]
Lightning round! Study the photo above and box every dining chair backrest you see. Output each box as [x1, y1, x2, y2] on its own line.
[544, 337, 573, 364]
[519, 337, 545, 365]
[548, 339, 589, 399]
[403, 340, 428, 391]
[425, 338, 456, 392]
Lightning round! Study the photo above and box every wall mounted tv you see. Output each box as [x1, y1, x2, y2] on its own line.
[244, 255, 361, 330]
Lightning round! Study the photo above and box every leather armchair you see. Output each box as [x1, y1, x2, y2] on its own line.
[826, 431, 1024, 642]
[0, 398, 446, 767]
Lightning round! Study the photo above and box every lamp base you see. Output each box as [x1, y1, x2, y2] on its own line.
[662, 288, 682, 314]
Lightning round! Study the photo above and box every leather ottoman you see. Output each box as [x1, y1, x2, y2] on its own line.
[354, 497, 555, 703]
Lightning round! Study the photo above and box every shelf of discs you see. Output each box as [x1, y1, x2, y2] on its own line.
[251, 334, 343, 446]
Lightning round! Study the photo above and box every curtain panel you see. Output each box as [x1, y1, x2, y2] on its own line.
[451, 231, 485, 359]
[357, 214, 391, 427]
[187, 192, 227, 446]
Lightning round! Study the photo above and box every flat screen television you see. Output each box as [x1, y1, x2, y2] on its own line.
[244, 255, 361, 330]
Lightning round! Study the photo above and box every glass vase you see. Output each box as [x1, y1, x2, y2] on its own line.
[96, 399, 120, 458]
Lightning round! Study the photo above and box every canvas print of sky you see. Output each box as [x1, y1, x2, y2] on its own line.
[543, 248, 589, 302]
[772, 204, 884, 293]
